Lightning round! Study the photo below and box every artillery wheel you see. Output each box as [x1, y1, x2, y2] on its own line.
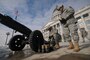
[9, 35, 25, 51]
[29, 30, 44, 52]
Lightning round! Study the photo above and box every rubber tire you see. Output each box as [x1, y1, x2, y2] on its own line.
[29, 30, 44, 52]
[9, 35, 25, 51]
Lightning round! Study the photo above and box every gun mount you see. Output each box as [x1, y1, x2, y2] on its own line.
[0, 13, 44, 52]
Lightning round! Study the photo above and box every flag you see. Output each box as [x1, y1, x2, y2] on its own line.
[15, 10, 18, 16]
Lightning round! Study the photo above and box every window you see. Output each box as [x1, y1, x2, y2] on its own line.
[76, 16, 81, 20]
[83, 13, 89, 18]
[54, 25, 56, 28]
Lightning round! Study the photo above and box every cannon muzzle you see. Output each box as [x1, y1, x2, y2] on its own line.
[0, 13, 32, 36]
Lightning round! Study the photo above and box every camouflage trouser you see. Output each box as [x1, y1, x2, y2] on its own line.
[63, 24, 79, 42]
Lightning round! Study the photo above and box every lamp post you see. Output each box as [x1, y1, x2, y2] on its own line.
[5, 32, 10, 45]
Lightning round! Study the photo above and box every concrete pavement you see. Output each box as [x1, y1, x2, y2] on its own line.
[0, 38, 89, 60]
[23, 39, 90, 60]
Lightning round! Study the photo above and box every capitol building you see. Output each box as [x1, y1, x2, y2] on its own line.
[42, 5, 90, 41]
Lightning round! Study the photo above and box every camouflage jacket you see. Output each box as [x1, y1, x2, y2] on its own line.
[60, 6, 77, 26]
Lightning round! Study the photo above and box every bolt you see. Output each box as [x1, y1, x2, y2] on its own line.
[37, 36, 38, 37]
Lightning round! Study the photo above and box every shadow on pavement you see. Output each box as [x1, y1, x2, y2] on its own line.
[7, 49, 35, 60]
[35, 53, 90, 60]
[80, 43, 90, 50]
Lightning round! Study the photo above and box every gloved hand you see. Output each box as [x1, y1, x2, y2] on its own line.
[59, 18, 67, 24]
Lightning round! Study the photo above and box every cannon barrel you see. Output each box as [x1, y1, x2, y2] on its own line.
[0, 13, 32, 36]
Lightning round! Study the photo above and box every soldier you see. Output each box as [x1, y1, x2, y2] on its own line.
[53, 29, 61, 49]
[80, 28, 88, 43]
[59, 5, 80, 52]
[48, 27, 56, 47]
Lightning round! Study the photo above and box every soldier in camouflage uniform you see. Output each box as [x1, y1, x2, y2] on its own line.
[80, 28, 88, 43]
[53, 29, 61, 49]
[59, 5, 80, 52]
[41, 27, 55, 53]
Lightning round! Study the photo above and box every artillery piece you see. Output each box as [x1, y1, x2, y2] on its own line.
[0, 13, 44, 52]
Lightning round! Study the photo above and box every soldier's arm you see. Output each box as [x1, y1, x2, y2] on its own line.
[61, 6, 75, 20]
[59, 14, 67, 24]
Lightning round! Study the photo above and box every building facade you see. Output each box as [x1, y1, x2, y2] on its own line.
[75, 5, 90, 31]
[42, 5, 90, 41]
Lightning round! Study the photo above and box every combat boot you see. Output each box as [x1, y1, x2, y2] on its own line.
[68, 41, 74, 49]
[73, 42, 80, 52]
[55, 43, 60, 49]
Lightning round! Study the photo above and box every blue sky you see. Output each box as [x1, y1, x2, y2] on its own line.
[0, 0, 90, 30]
[0, 0, 90, 46]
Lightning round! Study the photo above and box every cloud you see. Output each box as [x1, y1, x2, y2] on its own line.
[58, 0, 90, 11]
[1, 0, 89, 31]
[0, 0, 90, 30]
[0, 0, 28, 11]
[0, 0, 29, 19]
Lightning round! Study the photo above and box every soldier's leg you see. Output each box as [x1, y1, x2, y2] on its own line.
[82, 34, 85, 43]
[55, 42, 60, 49]
[72, 31, 80, 52]
[54, 39, 60, 49]
[45, 44, 49, 52]
[68, 24, 80, 52]
[63, 27, 74, 49]
[41, 44, 45, 53]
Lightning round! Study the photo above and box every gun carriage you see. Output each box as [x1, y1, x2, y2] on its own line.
[0, 13, 44, 52]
